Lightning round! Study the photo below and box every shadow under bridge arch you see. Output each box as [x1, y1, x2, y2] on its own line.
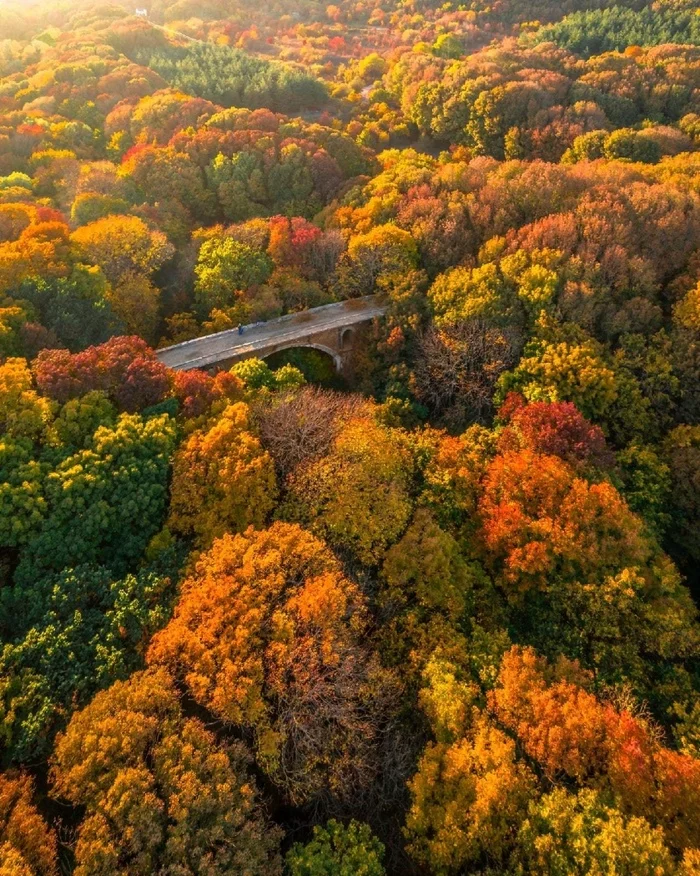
[261, 342, 342, 373]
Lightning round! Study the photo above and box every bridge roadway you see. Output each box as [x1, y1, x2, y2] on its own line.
[155, 295, 387, 371]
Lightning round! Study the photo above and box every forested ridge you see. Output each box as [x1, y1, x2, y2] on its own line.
[2, 0, 700, 872]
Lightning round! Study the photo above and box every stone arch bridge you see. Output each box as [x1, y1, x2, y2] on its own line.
[155, 295, 387, 373]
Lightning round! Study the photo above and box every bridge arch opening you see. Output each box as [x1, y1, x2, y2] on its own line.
[340, 327, 354, 350]
[263, 344, 345, 387]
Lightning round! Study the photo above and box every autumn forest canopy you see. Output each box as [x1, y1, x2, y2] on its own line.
[2, 0, 700, 872]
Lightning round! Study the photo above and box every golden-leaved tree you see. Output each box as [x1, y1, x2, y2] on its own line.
[168, 401, 277, 546]
[51, 668, 282, 875]
[282, 416, 414, 565]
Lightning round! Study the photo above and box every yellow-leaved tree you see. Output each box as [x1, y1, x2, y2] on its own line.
[282, 416, 414, 565]
[168, 401, 277, 546]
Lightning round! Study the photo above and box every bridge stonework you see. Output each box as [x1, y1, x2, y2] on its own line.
[213, 323, 357, 373]
[156, 296, 386, 374]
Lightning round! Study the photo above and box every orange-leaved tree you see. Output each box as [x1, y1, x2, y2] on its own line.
[478, 448, 650, 596]
[148, 522, 398, 807]
[489, 646, 700, 852]
[477, 448, 700, 690]
[0, 772, 57, 875]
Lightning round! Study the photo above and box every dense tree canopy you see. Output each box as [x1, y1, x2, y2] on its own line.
[51, 668, 282, 874]
[1, 0, 700, 872]
[145, 43, 328, 113]
[148, 523, 398, 807]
